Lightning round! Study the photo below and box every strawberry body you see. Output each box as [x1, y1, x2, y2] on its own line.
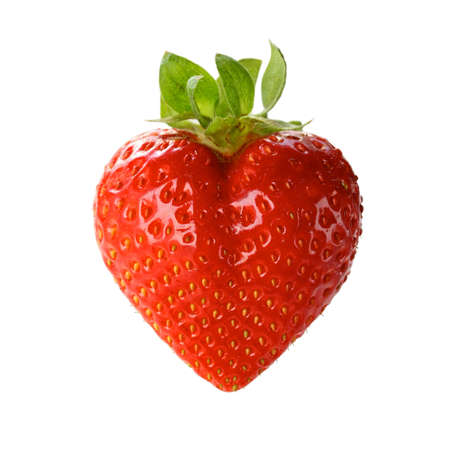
[94, 129, 362, 391]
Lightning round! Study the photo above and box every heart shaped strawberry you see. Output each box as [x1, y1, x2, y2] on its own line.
[94, 43, 362, 391]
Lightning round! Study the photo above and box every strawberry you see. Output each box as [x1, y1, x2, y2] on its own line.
[94, 42, 362, 391]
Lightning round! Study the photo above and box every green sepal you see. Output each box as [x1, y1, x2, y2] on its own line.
[186, 76, 211, 128]
[215, 54, 255, 117]
[160, 96, 177, 118]
[238, 58, 262, 85]
[159, 52, 218, 118]
[261, 41, 287, 115]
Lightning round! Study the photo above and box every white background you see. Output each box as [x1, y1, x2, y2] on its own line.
[1, 1, 449, 449]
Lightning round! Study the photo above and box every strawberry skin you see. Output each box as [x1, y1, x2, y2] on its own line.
[94, 128, 362, 391]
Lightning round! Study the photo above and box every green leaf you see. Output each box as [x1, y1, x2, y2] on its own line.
[261, 41, 287, 115]
[240, 116, 305, 136]
[215, 54, 255, 117]
[238, 58, 262, 85]
[214, 77, 232, 117]
[186, 76, 210, 128]
[160, 96, 177, 117]
[159, 52, 219, 118]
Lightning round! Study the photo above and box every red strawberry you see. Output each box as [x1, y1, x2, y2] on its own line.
[94, 43, 362, 391]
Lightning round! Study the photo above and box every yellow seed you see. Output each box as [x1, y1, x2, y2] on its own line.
[271, 348, 277, 355]
[217, 369, 222, 375]
[109, 249, 117, 259]
[199, 255, 206, 262]
[242, 270, 248, 280]
[260, 358, 265, 365]
[218, 327, 223, 335]
[270, 322, 276, 331]
[157, 249, 165, 259]
[239, 290, 245, 299]
[124, 271, 131, 281]
[281, 333, 287, 342]
[156, 303, 162, 311]
[287, 257, 292, 266]
[145, 257, 152, 267]
[166, 319, 172, 328]
[170, 244, 177, 252]
[180, 349, 185, 356]
[177, 311, 184, 319]
[298, 239, 304, 248]
[132, 295, 139, 304]
[178, 333, 184, 342]
[119, 279, 126, 288]
[242, 365, 247, 372]
[153, 323, 159, 332]
[254, 315, 260, 324]
[243, 330, 249, 338]
[207, 373, 212, 380]
[271, 278, 277, 286]
[257, 265, 263, 274]
[202, 278, 208, 287]
[228, 280, 234, 287]
[201, 298, 206, 305]
[150, 280, 157, 289]
[253, 290, 259, 298]
[289, 211, 295, 219]
[213, 310, 219, 319]
[281, 306, 288, 315]
[266, 299, 273, 308]
[242, 308, 248, 317]
[226, 302, 232, 311]
[230, 319, 236, 327]
[123, 238, 131, 249]
[178, 289, 185, 298]
[132, 262, 140, 272]
[163, 274, 170, 284]
[258, 337, 265, 346]
[185, 260, 193, 269]
[230, 340, 236, 348]
[216, 269, 222, 277]
[190, 304, 196, 312]
[297, 292, 303, 301]
[206, 336, 211, 344]
[167, 295, 174, 305]
[194, 360, 200, 368]
[137, 235, 143, 244]
[218, 349, 224, 357]
[166, 226, 172, 235]
[189, 324, 196, 334]
[189, 282, 196, 291]
[166, 336, 173, 345]
[173, 265, 180, 275]
[245, 347, 251, 355]
[106, 259, 112, 267]
[194, 344, 199, 353]
[145, 308, 152, 317]
[214, 291, 220, 299]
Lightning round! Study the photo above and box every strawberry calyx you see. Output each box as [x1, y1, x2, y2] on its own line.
[149, 42, 310, 156]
